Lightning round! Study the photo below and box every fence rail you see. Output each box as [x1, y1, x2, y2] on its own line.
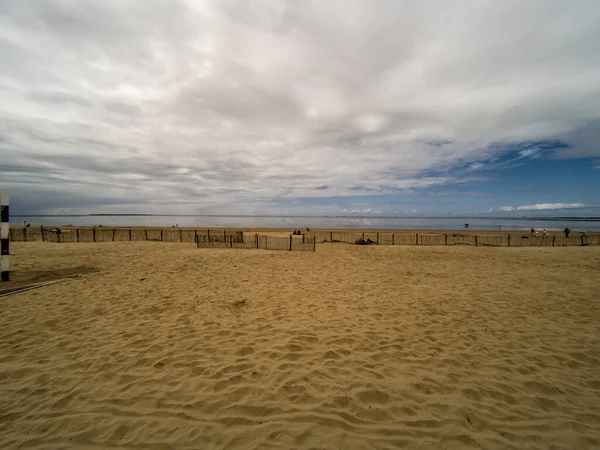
[197, 233, 315, 252]
[302, 231, 598, 247]
[8, 227, 597, 248]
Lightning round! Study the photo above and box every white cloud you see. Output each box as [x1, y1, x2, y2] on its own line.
[498, 203, 589, 212]
[1, 1, 600, 213]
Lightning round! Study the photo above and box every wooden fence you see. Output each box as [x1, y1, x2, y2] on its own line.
[9, 227, 598, 248]
[197, 233, 315, 252]
[8, 227, 316, 252]
[303, 231, 599, 247]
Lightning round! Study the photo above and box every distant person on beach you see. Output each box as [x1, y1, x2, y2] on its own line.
[564, 227, 570, 238]
[582, 229, 587, 237]
[498, 225, 502, 230]
[306, 227, 310, 231]
[530, 228, 535, 236]
[543, 229, 548, 236]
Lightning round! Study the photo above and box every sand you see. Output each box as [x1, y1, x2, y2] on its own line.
[1, 241, 599, 449]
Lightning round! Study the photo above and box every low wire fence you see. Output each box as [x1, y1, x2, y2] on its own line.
[8, 227, 316, 252]
[197, 233, 315, 252]
[303, 231, 599, 247]
[8, 227, 598, 248]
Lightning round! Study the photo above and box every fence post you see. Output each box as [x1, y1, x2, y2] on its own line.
[552, 234, 555, 247]
[416, 233, 419, 245]
[194, 230, 198, 244]
[392, 233, 395, 245]
[230, 236, 233, 248]
[224, 230, 227, 242]
[330, 231, 333, 242]
[144, 229, 148, 241]
[581, 235, 585, 246]
[474, 235, 478, 246]
[313, 236, 316, 252]
[1, 190, 9, 282]
[362, 232, 365, 240]
[128, 228, 132, 241]
[93, 227, 96, 242]
[376, 232, 379, 245]
[207, 229, 211, 241]
[41, 225, 45, 242]
[444, 234, 447, 245]
[160, 230, 163, 241]
[76, 228, 80, 242]
[289, 234, 292, 251]
[507, 234, 511, 247]
[112, 228, 116, 241]
[255, 234, 259, 249]
[180, 229, 183, 242]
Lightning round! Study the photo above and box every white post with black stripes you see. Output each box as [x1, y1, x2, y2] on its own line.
[1, 190, 8, 282]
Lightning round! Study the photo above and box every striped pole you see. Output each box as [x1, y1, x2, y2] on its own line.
[1, 190, 9, 282]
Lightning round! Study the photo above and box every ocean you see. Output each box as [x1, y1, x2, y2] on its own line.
[10, 215, 600, 231]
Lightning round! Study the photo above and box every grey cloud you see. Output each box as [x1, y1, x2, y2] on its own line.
[1, 0, 600, 214]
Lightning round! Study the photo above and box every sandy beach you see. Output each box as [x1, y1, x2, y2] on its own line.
[1, 241, 599, 449]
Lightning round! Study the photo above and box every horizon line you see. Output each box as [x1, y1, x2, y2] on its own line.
[11, 213, 600, 221]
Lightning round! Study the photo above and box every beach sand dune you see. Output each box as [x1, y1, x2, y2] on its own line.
[1, 242, 599, 449]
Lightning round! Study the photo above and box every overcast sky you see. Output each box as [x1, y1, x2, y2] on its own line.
[1, 0, 599, 216]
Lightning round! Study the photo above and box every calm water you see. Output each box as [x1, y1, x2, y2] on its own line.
[11, 215, 600, 232]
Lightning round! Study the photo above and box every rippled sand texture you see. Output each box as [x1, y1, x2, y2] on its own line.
[1, 242, 600, 449]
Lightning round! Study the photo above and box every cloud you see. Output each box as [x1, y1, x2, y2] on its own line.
[498, 203, 589, 212]
[1, 1, 600, 214]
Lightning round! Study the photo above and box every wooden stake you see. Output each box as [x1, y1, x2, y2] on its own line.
[444, 234, 447, 245]
[313, 236, 316, 252]
[41, 225, 45, 242]
[289, 234, 292, 251]
[474, 235, 478, 246]
[160, 230, 163, 241]
[376, 232, 379, 245]
[129, 228, 132, 241]
[392, 233, 395, 245]
[93, 227, 96, 242]
[508, 234, 511, 247]
[112, 228, 116, 241]
[180, 229, 183, 242]
[76, 228, 80, 242]
[416, 233, 419, 245]
[144, 229, 148, 240]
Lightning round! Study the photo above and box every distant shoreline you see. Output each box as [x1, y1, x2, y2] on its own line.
[11, 214, 600, 222]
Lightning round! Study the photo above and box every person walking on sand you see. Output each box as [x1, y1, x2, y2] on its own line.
[530, 227, 535, 236]
[564, 227, 570, 238]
